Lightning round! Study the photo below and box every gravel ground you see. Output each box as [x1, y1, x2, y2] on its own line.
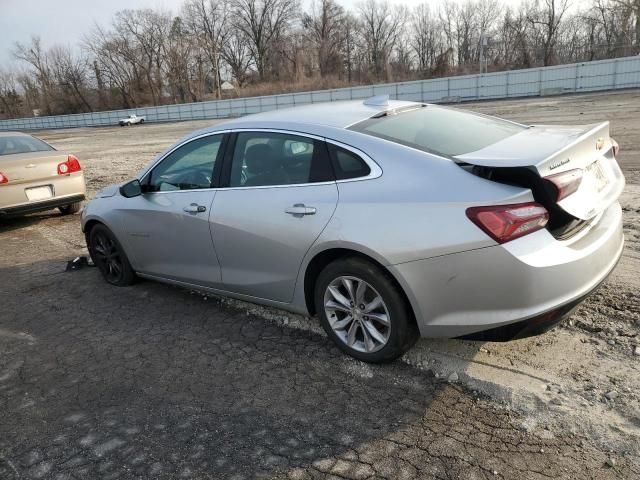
[1, 90, 639, 479]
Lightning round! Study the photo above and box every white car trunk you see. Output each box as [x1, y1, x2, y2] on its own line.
[455, 122, 625, 221]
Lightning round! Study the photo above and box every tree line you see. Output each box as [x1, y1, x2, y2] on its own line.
[0, 0, 638, 119]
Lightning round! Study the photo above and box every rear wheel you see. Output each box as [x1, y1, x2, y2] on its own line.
[59, 202, 81, 215]
[139, 119, 144, 124]
[89, 224, 136, 286]
[314, 257, 418, 363]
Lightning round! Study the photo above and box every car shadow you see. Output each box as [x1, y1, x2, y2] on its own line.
[0, 210, 66, 233]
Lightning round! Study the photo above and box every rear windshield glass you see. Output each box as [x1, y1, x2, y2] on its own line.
[348, 105, 525, 157]
[0, 136, 54, 156]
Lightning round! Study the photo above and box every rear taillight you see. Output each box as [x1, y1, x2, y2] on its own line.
[0, 172, 8, 184]
[544, 168, 583, 201]
[466, 202, 549, 244]
[57, 155, 82, 175]
[611, 138, 620, 157]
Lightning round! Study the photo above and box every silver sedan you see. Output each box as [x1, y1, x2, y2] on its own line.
[81, 97, 625, 362]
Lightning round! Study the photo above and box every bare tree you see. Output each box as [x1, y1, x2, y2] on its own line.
[614, 0, 640, 51]
[303, 0, 345, 77]
[0, 70, 22, 118]
[527, 0, 571, 66]
[112, 9, 171, 105]
[49, 46, 93, 112]
[13, 37, 54, 115]
[84, 23, 140, 108]
[358, 0, 406, 80]
[412, 3, 442, 73]
[231, 0, 298, 79]
[183, 0, 230, 98]
[340, 12, 359, 82]
[502, 6, 534, 67]
[223, 30, 253, 86]
[163, 16, 199, 103]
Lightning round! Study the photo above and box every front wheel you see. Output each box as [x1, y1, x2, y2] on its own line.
[89, 224, 136, 286]
[314, 257, 418, 363]
[139, 119, 144, 124]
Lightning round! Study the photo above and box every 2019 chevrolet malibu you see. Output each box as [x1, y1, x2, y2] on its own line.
[0, 132, 86, 217]
[81, 96, 625, 362]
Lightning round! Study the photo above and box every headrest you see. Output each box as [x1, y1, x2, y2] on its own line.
[245, 143, 279, 174]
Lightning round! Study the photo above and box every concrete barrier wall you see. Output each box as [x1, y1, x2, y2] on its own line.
[2, 55, 639, 131]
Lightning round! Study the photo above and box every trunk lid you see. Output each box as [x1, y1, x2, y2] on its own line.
[0, 151, 69, 185]
[455, 122, 625, 220]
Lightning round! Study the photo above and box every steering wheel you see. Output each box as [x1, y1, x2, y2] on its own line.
[180, 170, 211, 189]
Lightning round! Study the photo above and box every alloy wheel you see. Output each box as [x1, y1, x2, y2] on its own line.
[323, 276, 391, 353]
[92, 232, 123, 283]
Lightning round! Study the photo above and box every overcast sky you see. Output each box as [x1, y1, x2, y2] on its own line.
[0, 0, 526, 67]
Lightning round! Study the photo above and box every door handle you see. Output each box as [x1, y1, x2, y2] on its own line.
[285, 204, 317, 216]
[183, 203, 207, 213]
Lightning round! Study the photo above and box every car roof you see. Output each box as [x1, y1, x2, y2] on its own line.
[221, 99, 420, 129]
[0, 131, 32, 138]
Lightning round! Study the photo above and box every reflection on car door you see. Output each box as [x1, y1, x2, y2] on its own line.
[118, 134, 224, 287]
[210, 131, 338, 302]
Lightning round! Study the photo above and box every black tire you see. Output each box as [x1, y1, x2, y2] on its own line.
[139, 119, 144, 124]
[89, 224, 136, 286]
[58, 201, 82, 215]
[314, 257, 418, 363]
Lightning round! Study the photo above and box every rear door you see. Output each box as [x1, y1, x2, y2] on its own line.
[210, 130, 338, 302]
[117, 133, 225, 287]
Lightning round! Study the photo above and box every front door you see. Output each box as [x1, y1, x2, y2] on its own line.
[119, 133, 224, 287]
[210, 130, 338, 302]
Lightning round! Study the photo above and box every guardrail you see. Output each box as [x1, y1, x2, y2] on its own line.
[1, 55, 639, 131]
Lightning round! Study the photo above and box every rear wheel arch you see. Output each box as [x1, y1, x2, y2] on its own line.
[303, 247, 416, 324]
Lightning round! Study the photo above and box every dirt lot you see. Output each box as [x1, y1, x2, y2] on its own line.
[1, 91, 639, 479]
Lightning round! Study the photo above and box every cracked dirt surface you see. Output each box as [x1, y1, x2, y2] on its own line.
[1, 91, 640, 478]
[0, 243, 637, 479]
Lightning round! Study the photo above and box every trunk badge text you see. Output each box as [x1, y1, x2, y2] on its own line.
[549, 158, 570, 170]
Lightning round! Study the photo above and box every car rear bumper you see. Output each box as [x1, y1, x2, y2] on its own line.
[389, 202, 624, 339]
[0, 193, 86, 217]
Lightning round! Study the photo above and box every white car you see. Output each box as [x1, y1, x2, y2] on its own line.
[119, 114, 145, 126]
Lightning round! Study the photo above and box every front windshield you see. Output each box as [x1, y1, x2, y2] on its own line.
[349, 105, 525, 157]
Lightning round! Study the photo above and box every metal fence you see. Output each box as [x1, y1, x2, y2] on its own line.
[2, 55, 639, 131]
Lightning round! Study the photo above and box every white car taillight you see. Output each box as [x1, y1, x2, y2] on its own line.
[0, 172, 8, 184]
[466, 202, 549, 244]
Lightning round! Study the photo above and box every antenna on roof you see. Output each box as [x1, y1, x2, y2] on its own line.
[363, 95, 389, 107]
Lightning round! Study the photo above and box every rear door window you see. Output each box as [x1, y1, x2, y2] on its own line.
[228, 131, 334, 187]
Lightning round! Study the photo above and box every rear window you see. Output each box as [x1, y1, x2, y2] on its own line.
[348, 105, 525, 157]
[0, 136, 54, 156]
